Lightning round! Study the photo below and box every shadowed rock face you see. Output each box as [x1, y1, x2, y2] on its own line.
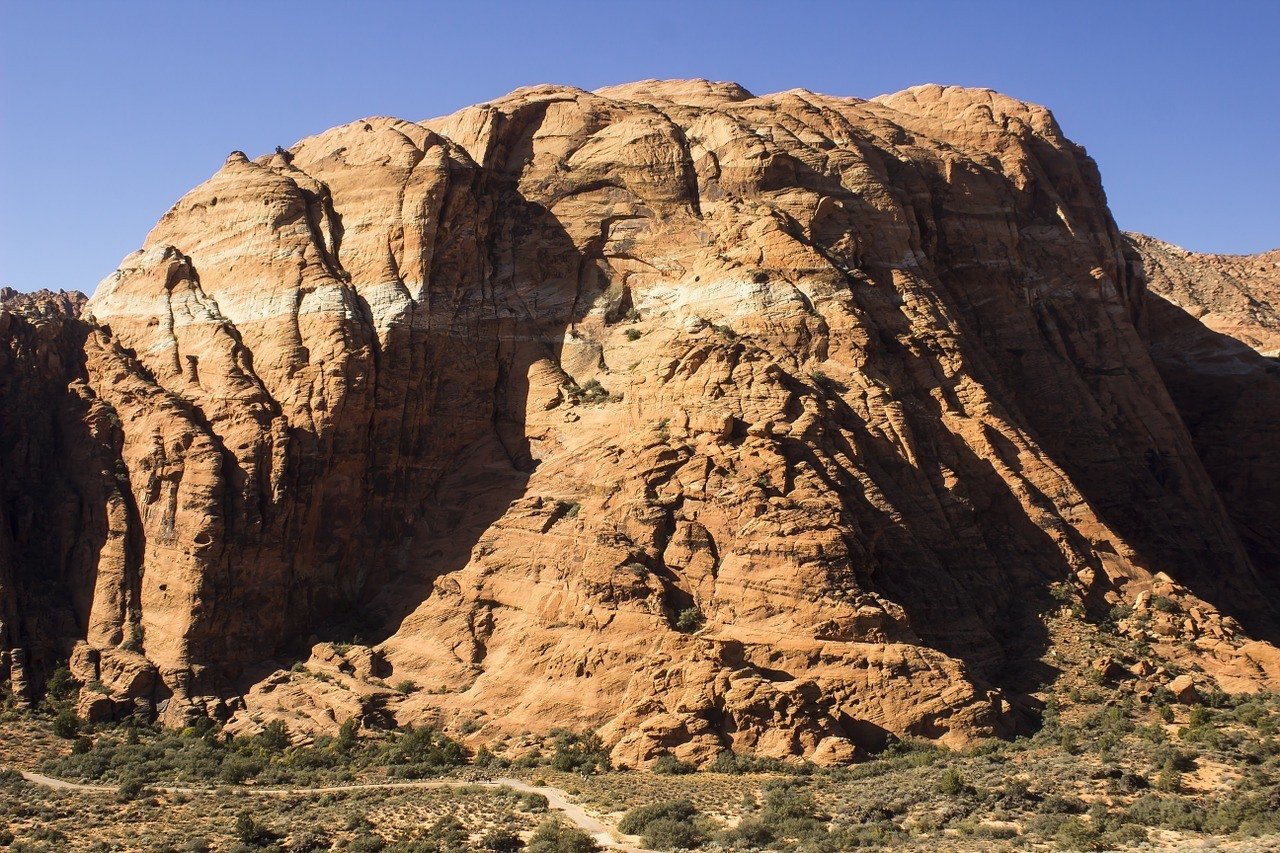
[2, 80, 1278, 765]
[1127, 235, 1280, 597]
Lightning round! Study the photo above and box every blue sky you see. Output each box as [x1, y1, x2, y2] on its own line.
[2, 0, 1277, 293]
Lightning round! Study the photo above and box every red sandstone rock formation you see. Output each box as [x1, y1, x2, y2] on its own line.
[1, 81, 1277, 765]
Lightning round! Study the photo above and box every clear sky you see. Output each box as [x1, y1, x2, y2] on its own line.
[2, 0, 1277, 293]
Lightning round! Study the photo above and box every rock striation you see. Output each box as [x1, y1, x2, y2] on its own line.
[2, 81, 1278, 765]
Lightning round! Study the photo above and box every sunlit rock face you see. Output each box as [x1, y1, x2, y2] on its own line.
[2, 80, 1277, 765]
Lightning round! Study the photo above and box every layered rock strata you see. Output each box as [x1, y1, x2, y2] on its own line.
[2, 81, 1277, 765]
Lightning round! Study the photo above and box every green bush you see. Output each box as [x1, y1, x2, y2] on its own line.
[116, 775, 146, 802]
[1041, 793, 1087, 814]
[256, 719, 290, 751]
[382, 724, 468, 773]
[527, 818, 597, 853]
[1124, 793, 1206, 831]
[652, 755, 696, 775]
[706, 750, 793, 775]
[674, 608, 704, 634]
[641, 818, 707, 850]
[45, 666, 77, 702]
[521, 791, 550, 812]
[421, 815, 466, 850]
[233, 811, 277, 847]
[938, 766, 968, 796]
[716, 817, 773, 848]
[284, 831, 329, 852]
[549, 729, 610, 774]
[481, 827, 525, 852]
[347, 834, 386, 852]
[1053, 815, 1104, 850]
[219, 753, 264, 783]
[619, 800, 697, 834]
[52, 708, 80, 739]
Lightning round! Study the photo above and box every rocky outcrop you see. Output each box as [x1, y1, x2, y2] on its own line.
[1128, 233, 1280, 357]
[2, 81, 1278, 764]
[1127, 234, 1280, 596]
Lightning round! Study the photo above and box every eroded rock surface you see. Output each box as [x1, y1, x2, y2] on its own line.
[2, 81, 1278, 765]
[1128, 235, 1280, 599]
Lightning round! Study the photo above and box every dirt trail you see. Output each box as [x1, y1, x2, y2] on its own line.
[13, 769, 649, 850]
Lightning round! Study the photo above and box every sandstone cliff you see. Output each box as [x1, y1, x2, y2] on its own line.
[1127, 235, 1280, 608]
[2, 81, 1278, 765]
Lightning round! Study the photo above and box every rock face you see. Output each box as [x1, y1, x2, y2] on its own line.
[1128, 233, 1280, 357]
[2, 81, 1278, 764]
[1127, 235, 1280, 598]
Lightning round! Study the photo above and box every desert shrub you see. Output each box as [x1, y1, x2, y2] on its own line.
[234, 811, 277, 847]
[335, 717, 360, 752]
[938, 766, 968, 796]
[521, 791, 550, 812]
[481, 827, 524, 852]
[1155, 757, 1182, 792]
[1153, 746, 1198, 773]
[52, 708, 80, 739]
[1081, 706, 1135, 753]
[674, 607, 704, 634]
[882, 736, 946, 766]
[706, 750, 792, 775]
[45, 666, 77, 702]
[1104, 824, 1149, 847]
[116, 774, 147, 802]
[347, 815, 376, 832]
[554, 500, 581, 520]
[1123, 793, 1206, 831]
[752, 781, 830, 844]
[256, 719, 291, 751]
[285, 830, 329, 852]
[1040, 793, 1087, 814]
[576, 379, 610, 404]
[652, 755, 696, 775]
[473, 745, 509, 770]
[717, 816, 773, 847]
[619, 800, 697, 834]
[1202, 786, 1280, 836]
[1052, 815, 1104, 850]
[527, 818, 597, 853]
[28, 825, 69, 846]
[620, 801, 709, 849]
[989, 776, 1037, 808]
[219, 753, 264, 783]
[641, 818, 707, 850]
[1112, 772, 1149, 794]
[413, 815, 465, 851]
[550, 729, 610, 773]
[709, 323, 738, 340]
[1233, 700, 1267, 727]
[625, 329, 642, 342]
[382, 724, 467, 774]
[347, 834, 386, 852]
